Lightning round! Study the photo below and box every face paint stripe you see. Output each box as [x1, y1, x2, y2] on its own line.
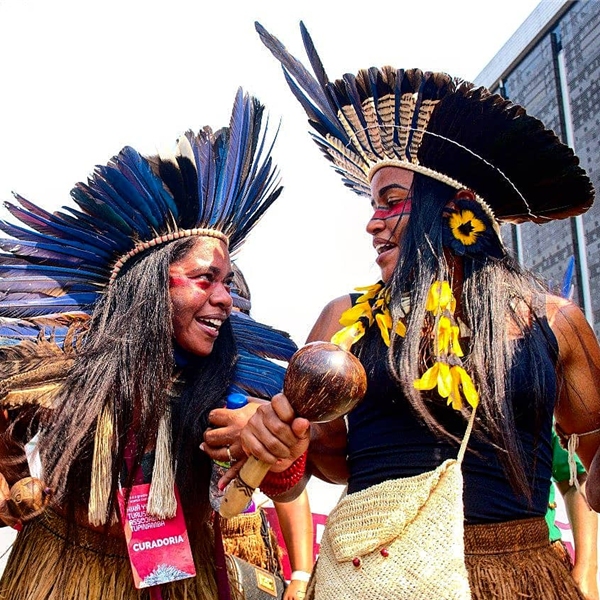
[169, 275, 211, 290]
[169, 276, 189, 287]
[372, 198, 412, 220]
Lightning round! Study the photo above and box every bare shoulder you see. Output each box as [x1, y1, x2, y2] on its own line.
[306, 295, 353, 343]
[545, 293, 581, 324]
[545, 294, 597, 361]
[548, 294, 600, 470]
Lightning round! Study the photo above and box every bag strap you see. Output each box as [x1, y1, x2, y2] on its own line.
[457, 407, 477, 465]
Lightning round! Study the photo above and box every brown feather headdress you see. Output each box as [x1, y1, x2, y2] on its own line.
[255, 22, 594, 223]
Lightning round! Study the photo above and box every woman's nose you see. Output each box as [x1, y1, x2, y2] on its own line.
[211, 282, 233, 309]
[366, 214, 385, 235]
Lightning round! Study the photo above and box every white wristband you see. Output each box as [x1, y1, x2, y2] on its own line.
[290, 570, 311, 583]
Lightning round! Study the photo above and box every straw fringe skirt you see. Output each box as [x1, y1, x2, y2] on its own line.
[307, 517, 585, 600]
[219, 509, 283, 575]
[464, 517, 584, 600]
[0, 510, 242, 600]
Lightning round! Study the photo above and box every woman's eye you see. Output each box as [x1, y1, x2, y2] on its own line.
[387, 196, 408, 206]
[374, 203, 391, 211]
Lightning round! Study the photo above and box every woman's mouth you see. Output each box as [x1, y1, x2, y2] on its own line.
[375, 242, 396, 256]
[195, 317, 224, 337]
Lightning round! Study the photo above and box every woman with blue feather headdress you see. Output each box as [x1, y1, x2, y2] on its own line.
[0, 88, 296, 600]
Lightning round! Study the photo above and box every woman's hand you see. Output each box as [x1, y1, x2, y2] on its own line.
[202, 399, 264, 464]
[240, 393, 311, 473]
[284, 578, 309, 600]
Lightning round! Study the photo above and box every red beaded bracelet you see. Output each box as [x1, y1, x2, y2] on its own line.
[259, 451, 307, 497]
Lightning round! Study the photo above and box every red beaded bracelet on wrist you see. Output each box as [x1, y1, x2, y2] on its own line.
[259, 451, 307, 497]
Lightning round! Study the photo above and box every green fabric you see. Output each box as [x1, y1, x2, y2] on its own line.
[545, 429, 586, 542]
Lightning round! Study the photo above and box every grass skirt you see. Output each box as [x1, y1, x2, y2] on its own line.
[464, 517, 585, 600]
[0, 510, 240, 600]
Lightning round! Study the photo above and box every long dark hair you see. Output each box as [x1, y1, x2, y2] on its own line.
[38, 236, 237, 520]
[358, 174, 552, 496]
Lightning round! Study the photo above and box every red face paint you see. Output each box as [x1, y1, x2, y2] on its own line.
[169, 275, 211, 291]
[169, 275, 189, 287]
[372, 198, 412, 221]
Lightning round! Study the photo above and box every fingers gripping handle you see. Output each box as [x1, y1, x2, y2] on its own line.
[218, 456, 271, 519]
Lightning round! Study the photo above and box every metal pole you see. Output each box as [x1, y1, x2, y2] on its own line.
[557, 46, 593, 324]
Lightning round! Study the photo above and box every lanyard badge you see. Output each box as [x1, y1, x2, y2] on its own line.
[118, 483, 196, 589]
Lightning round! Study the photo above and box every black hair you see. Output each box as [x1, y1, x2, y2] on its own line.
[38, 236, 237, 523]
[357, 173, 552, 498]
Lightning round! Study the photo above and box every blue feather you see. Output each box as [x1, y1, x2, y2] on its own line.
[232, 349, 286, 399]
[57, 207, 131, 252]
[0, 261, 103, 283]
[230, 312, 297, 361]
[69, 186, 137, 242]
[91, 173, 152, 238]
[0, 238, 107, 268]
[0, 293, 97, 317]
[3, 203, 116, 257]
[117, 147, 178, 222]
[100, 166, 162, 231]
[561, 255, 575, 299]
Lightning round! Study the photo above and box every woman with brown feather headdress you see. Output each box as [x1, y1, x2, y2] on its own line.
[0, 89, 295, 600]
[230, 23, 600, 600]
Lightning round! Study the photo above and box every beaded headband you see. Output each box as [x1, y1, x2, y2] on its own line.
[109, 228, 228, 285]
[368, 159, 500, 237]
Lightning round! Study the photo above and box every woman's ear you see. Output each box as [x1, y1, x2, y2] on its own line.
[442, 190, 505, 261]
[444, 189, 476, 215]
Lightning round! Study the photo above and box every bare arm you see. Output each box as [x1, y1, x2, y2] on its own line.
[274, 490, 314, 600]
[304, 296, 353, 484]
[239, 296, 354, 494]
[550, 297, 600, 509]
[556, 476, 599, 600]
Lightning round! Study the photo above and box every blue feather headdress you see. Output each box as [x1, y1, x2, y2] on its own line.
[0, 88, 282, 318]
[229, 262, 297, 399]
[255, 22, 593, 224]
[0, 86, 295, 405]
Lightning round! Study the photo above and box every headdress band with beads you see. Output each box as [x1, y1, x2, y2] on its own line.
[109, 228, 229, 285]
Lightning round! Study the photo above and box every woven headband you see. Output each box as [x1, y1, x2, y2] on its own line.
[109, 228, 229, 285]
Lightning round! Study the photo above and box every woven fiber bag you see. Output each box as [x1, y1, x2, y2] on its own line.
[309, 411, 477, 600]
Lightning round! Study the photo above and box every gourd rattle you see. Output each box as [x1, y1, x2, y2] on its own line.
[219, 341, 367, 518]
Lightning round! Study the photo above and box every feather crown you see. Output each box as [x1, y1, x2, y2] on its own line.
[0, 88, 282, 318]
[255, 22, 594, 224]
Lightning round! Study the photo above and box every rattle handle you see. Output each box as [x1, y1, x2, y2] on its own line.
[218, 456, 271, 519]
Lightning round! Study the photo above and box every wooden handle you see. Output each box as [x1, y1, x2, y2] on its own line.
[218, 456, 272, 519]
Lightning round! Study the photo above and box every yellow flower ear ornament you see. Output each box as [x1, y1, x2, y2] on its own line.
[413, 282, 479, 410]
[442, 193, 505, 261]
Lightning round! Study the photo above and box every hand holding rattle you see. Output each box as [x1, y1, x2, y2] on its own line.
[219, 342, 366, 518]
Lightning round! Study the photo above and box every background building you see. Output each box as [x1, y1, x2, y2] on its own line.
[476, 0, 600, 334]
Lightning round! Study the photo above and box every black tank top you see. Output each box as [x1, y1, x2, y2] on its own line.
[346, 308, 558, 524]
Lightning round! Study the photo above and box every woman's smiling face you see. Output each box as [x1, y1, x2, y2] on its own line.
[169, 237, 233, 356]
[367, 167, 414, 282]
